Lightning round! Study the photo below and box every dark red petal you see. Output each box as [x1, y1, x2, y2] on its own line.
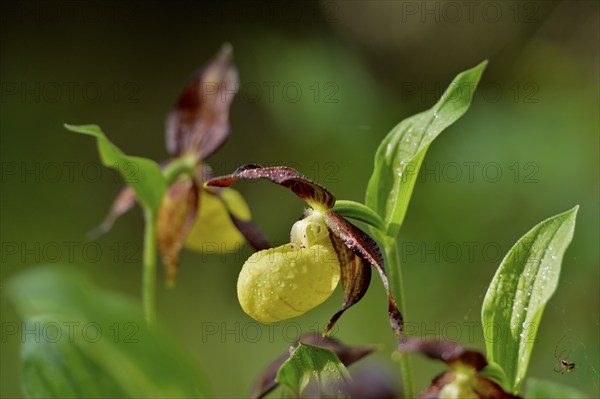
[404, 340, 521, 398]
[250, 333, 374, 399]
[400, 338, 488, 371]
[89, 159, 175, 239]
[415, 372, 521, 399]
[166, 44, 238, 161]
[324, 211, 403, 337]
[417, 371, 456, 399]
[197, 166, 270, 250]
[228, 215, 270, 251]
[323, 233, 371, 336]
[156, 177, 199, 286]
[475, 376, 521, 399]
[87, 185, 137, 239]
[206, 164, 336, 209]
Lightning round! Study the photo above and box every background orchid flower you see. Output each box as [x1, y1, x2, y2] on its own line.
[400, 339, 520, 399]
[206, 164, 403, 337]
[89, 45, 268, 285]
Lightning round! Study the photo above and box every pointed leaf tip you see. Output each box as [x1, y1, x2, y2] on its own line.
[482, 206, 579, 391]
[65, 123, 166, 215]
[366, 61, 487, 239]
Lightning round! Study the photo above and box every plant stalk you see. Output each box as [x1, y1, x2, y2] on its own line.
[163, 154, 196, 185]
[142, 209, 158, 324]
[384, 239, 414, 399]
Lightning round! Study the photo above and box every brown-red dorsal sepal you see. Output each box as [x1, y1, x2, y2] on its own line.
[166, 44, 239, 162]
[206, 164, 336, 210]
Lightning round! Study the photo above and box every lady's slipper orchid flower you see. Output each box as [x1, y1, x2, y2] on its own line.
[89, 45, 268, 285]
[400, 339, 520, 399]
[207, 164, 403, 336]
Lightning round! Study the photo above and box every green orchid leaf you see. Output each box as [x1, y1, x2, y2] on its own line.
[250, 334, 373, 399]
[276, 342, 350, 398]
[366, 61, 487, 240]
[331, 200, 385, 231]
[481, 206, 579, 392]
[6, 264, 209, 398]
[525, 378, 588, 398]
[20, 315, 129, 398]
[65, 123, 166, 215]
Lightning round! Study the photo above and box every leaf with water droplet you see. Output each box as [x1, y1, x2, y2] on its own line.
[481, 206, 579, 393]
[64, 124, 167, 215]
[366, 61, 487, 240]
[275, 342, 351, 398]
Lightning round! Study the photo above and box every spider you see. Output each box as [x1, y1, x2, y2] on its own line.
[554, 336, 577, 374]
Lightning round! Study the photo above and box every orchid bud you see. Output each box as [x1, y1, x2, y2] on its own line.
[237, 212, 341, 324]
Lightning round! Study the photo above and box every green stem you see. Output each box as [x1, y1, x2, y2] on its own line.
[331, 200, 386, 230]
[384, 239, 414, 399]
[146, 154, 194, 322]
[163, 154, 196, 185]
[142, 209, 158, 324]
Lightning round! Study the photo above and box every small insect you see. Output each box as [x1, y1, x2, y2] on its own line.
[554, 336, 577, 374]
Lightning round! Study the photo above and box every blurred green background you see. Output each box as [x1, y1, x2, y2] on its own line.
[1, 0, 598, 397]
